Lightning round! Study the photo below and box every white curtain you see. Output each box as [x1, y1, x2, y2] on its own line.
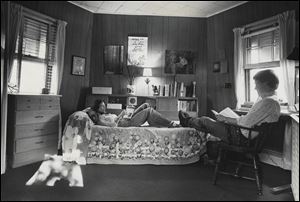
[1, 2, 22, 174]
[233, 28, 246, 109]
[55, 20, 67, 95]
[278, 10, 296, 170]
[53, 20, 67, 150]
[278, 10, 296, 106]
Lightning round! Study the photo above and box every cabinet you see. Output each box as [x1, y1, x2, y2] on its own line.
[156, 97, 198, 121]
[7, 94, 61, 168]
[85, 93, 198, 121]
[291, 115, 299, 201]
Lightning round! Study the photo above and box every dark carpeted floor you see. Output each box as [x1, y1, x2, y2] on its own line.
[1, 159, 294, 201]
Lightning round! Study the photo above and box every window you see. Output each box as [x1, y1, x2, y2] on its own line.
[9, 9, 57, 94]
[243, 18, 287, 104]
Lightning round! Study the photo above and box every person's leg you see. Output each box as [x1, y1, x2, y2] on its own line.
[128, 107, 151, 127]
[146, 108, 174, 127]
[187, 116, 229, 142]
[131, 103, 150, 117]
[129, 107, 174, 127]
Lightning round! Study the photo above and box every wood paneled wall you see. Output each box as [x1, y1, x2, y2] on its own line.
[15, 1, 93, 124]
[13, 1, 299, 125]
[90, 15, 208, 115]
[207, 1, 299, 113]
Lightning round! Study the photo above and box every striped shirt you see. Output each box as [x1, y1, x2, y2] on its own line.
[237, 95, 280, 139]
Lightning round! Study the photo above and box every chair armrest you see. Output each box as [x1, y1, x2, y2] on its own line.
[216, 120, 260, 145]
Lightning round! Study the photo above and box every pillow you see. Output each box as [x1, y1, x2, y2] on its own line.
[82, 107, 91, 113]
[85, 108, 98, 124]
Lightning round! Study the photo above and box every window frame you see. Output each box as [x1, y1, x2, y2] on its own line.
[242, 16, 282, 103]
[12, 7, 57, 94]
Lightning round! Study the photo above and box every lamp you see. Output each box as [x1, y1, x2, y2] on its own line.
[143, 68, 152, 95]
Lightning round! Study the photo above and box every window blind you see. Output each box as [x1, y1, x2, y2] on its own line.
[21, 16, 57, 65]
[245, 29, 280, 67]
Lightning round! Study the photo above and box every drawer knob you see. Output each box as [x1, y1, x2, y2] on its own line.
[35, 141, 44, 144]
[34, 115, 44, 118]
[34, 128, 44, 131]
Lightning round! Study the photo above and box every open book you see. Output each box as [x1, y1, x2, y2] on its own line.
[123, 105, 135, 119]
[211, 107, 240, 119]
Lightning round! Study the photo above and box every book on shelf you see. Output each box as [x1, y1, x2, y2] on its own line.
[159, 85, 164, 96]
[173, 81, 177, 97]
[178, 100, 196, 112]
[170, 83, 173, 97]
[164, 84, 170, 96]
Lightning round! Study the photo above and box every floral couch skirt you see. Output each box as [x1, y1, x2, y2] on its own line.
[62, 111, 207, 165]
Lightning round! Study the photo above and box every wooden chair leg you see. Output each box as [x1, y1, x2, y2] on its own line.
[253, 154, 262, 195]
[234, 163, 242, 177]
[213, 148, 222, 185]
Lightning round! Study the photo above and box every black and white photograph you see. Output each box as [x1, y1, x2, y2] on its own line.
[165, 50, 195, 74]
[1, 1, 299, 201]
[72, 55, 86, 76]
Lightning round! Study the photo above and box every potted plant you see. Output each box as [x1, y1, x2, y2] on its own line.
[126, 65, 136, 95]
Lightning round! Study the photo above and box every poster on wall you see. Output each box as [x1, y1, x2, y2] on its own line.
[127, 36, 148, 67]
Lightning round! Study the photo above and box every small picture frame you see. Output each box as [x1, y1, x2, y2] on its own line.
[72, 55, 86, 76]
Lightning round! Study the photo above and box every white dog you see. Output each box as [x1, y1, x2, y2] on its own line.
[26, 154, 83, 187]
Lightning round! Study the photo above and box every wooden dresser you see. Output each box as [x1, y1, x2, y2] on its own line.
[291, 114, 299, 201]
[7, 94, 61, 168]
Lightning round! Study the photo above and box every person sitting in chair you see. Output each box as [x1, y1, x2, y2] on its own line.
[86, 100, 180, 128]
[179, 69, 281, 143]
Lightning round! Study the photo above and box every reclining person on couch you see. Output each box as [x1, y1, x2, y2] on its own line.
[86, 100, 180, 128]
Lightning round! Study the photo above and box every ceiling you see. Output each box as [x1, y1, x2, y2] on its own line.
[69, 1, 247, 18]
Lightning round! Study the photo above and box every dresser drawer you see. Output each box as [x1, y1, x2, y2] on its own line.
[41, 96, 60, 105]
[12, 146, 57, 168]
[16, 96, 41, 111]
[40, 104, 60, 110]
[16, 102, 40, 111]
[15, 110, 59, 125]
[15, 134, 58, 153]
[15, 122, 58, 139]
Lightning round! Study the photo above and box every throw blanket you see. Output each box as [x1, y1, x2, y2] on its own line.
[62, 111, 207, 165]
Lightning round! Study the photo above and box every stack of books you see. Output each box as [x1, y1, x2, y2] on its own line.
[158, 81, 194, 97]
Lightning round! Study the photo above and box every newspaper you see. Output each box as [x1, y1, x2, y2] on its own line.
[211, 107, 240, 119]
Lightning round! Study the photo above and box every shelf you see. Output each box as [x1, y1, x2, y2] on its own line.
[91, 94, 197, 100]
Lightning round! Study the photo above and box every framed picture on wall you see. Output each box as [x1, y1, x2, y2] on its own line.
[103, 45, 124, 74]
[72, 55, 86, 76]
[127, 36, 148, 67]
[165, 50, 195, 74]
